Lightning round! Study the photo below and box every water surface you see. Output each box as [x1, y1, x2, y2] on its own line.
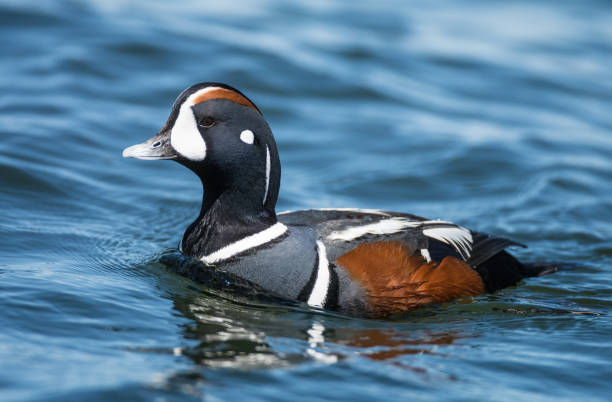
[1, 0, 611, 400]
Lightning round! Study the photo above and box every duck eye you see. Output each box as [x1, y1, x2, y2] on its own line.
[198, 116, 215, 128]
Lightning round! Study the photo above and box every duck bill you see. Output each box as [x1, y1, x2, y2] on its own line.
[122, 131, 177, 160]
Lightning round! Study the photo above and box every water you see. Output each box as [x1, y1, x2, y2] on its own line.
[1, 0, 611, 400]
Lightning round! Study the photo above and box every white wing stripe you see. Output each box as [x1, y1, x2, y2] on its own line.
[327, 217, 453, 241]
[326, 217, 473, 259]
[277, 208, 390, 216]
[422, 227, 473, 259]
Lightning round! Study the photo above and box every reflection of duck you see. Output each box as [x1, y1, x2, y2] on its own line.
[305, 320, 460, 364]
[170, 293, 338, 368]
[335, 328, 463, 362]
[172, 293, 286, 369]
[124, 83, 556, 318]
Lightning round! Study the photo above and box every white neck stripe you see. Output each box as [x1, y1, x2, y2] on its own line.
[263, 145, 271, 205]
[200, 222, 288, 265]
[307, 241, 330, 308]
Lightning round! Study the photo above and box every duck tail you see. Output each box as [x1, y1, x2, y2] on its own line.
[474, 251, 571, 293]
[520, 262, 572, 277]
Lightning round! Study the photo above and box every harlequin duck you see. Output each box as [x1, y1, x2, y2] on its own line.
[123, 82, 554, 318]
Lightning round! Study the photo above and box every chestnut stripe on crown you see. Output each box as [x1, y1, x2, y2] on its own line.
[193, 87, 259, 112]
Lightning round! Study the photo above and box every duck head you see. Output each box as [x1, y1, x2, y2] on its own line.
[123, 83, 280, 213]
[123, 83, 282, 256]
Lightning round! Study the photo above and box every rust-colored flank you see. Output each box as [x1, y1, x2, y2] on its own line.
[335, 241, 486, 317]
[193, 87, 258, 112]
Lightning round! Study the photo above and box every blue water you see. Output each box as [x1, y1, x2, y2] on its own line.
[1, 0, 611, 400]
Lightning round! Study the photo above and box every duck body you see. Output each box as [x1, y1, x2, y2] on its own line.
[123, 82, 551, 318]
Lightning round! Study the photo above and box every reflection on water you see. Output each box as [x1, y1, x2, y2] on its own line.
[162, 251, 467, 368]
[336, 329, 463, 361]
[168, 282, 470, 372]
[177, 295, 288, 369]
[305, 321, 339, 364]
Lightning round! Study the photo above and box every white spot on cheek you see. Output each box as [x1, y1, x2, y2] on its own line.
[240, 130, 254, 144]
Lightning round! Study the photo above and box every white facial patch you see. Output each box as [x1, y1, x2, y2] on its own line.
[170, 87, 222, 161]
[240, 129, 255, 144]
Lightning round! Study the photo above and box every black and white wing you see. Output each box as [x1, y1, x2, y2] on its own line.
[278, 208, 525, 267]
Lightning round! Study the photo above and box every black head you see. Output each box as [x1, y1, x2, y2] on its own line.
[123, 83, 281, 216]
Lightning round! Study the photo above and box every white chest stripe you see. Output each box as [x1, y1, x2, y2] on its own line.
[422, 226, 473, 259]
[307, 241, 330, 308]
[201, 222, 288, 265]
[263, 145, 271, 205]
